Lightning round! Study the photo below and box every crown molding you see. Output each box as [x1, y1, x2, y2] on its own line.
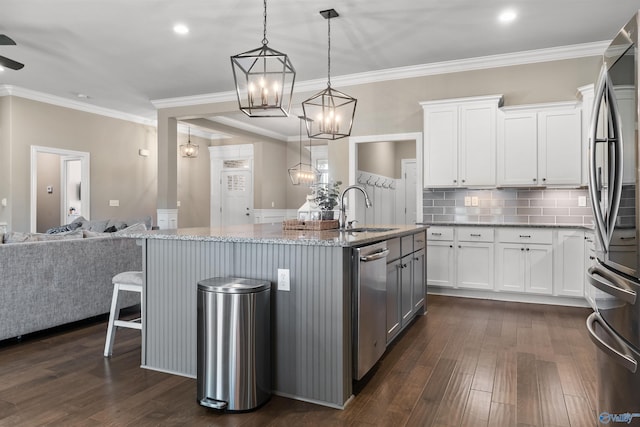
[151, 41, 609, 110]
[0, 85, 156, 126]
[176, 123, 231, 140]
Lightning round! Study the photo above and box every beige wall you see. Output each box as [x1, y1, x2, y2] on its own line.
[0, 97, 10, 228]
[327, 56, 601, 186]
[7, 97, 158, 232]
[177, 132, 210, 227]
[36, 152, 61, 232]
[1, 55, 602, 232]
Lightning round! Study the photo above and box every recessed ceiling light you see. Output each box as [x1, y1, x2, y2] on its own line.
[76, 93, 90, 99]
[173, 23, 189, 35]
[498, 9, 517, 24]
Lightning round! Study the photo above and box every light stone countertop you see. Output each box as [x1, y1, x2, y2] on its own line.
[123, 223, 428, 247]
[420, 222, 594, 230]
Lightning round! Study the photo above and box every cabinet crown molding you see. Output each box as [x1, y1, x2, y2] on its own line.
[419, 94, 503, 108]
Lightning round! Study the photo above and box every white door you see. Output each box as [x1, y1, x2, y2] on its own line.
[426, 242, 455, 288]
[221, 169, 253, 226]
[498, 111, 538, 186]
[424, 106, 458, 187]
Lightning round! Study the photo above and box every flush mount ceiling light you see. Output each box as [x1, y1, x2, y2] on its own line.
[288, 116, 320, 186]
[180, 127, 199, 158]
[302, 9, 356, 140]
[230, 0, 296, 118]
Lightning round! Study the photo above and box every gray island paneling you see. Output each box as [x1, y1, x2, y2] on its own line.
[127, 223, 427, 408]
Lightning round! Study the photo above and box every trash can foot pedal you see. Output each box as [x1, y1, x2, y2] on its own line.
[199, 397, 228, 410]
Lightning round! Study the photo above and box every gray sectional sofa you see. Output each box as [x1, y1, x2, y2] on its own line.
[0, 231, 143, 341]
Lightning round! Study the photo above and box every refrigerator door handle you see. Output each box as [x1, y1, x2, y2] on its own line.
[587, 264, 637, 305]
[588, 65, 610, 251]
[587, 312, 638, 374]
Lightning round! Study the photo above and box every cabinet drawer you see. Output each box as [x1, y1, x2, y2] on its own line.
[387, 237, 401, 261]
[457, 227, 494, 242]
[401, 235, 414, 256]
[427, 227, 454, 241]
[414, 231, 426, 251]
[498, 228, 552, 244]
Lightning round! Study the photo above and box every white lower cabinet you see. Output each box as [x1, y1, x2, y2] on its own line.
[553, 229, 585, 297]
[496, 228, 553, 295]
[427, 226, 587, 302]
[456, 228, 494, 290]
[426, 228, 456, 288]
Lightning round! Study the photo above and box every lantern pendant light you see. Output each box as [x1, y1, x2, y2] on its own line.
[302, 9, 357, 140]
[180, 127, 199, 158]
[288, 116, 320, 185]
[231, 0, 296, 117]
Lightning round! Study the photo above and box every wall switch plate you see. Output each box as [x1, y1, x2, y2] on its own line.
[471, 196, 479, 207]
[109, 199, 119, 207]
[464, 196, 471, 207]
[578, 196, 587, 207]
[177, 201, 181, 207]
[277, 269, 290, 291]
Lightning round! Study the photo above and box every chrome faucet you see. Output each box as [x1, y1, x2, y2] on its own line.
[339, 185, 372, 229]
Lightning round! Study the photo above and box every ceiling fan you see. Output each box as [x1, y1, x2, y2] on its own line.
[0, 34, 24, 70]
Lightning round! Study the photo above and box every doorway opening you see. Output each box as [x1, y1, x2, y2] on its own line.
[348, 133, 423, 225]
[30, 146, 90, 233]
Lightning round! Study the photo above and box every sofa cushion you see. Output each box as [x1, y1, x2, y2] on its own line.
[45, 221, 82, 234]
[3, 231, 32, 244]
[82, 229, 111, 239]
[114, 222, 147, 236]
[32, 229, 84, 241]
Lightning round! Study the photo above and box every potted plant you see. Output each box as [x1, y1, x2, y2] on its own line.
[313, 181, 342, 220]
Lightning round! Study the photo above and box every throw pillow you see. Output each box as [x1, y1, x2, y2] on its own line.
[2, 231, 32, 244]
[82, 230, 111, 238]
[114, 222, 147, 236]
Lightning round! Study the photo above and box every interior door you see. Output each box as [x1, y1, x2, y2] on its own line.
[221, 169, 253, 226]
[402, 160, 417, 224]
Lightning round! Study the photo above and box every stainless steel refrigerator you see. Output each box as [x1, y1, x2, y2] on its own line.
[587, 10, 640, 426]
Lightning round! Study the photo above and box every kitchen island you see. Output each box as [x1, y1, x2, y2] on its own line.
[127, 223, 427, 408]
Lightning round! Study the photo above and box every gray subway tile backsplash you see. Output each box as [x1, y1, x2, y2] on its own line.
[423, 188, 592, 226]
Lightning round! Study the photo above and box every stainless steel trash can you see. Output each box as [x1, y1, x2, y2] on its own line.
[197, 277, 271, 412]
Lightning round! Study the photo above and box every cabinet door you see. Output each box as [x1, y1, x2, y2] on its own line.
[456, 242, 494, 290]
[538, 108, 581, 185]
[400, 255, 413, 327]
[498, 111, 538, 186]
[459, 103, 496, 186]
[525, 244, 553, 295]
[427, 242, 455, 288]
[584, 233, 597, 309]
[386, 261, 401, 343]
[496, 243, 526, 292]
[412, 249, 426, 311]
[424, 106, 458, 187]
[554, 230, 585, 297]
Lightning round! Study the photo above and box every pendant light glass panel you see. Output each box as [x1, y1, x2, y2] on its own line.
[180, 128, 199, 158]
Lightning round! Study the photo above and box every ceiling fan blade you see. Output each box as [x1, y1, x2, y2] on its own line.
[0, 55, 24, 70]
[0, 34, 17, 45]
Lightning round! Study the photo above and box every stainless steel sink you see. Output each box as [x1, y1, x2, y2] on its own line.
[343, 227, 397, 233]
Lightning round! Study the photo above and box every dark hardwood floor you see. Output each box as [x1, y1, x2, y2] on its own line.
[0, 295, 598, 426]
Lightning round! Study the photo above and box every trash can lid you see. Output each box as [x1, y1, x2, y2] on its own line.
[197, 277, 271, 294]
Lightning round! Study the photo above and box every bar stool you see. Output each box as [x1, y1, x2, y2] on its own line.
[103, 271, 143, 357]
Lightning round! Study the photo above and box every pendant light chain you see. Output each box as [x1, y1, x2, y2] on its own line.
[262, 0, 268, 45]
[327, 14, 331, 87]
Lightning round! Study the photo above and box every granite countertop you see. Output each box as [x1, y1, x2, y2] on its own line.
[419, 222, 594, 230]
[123, 223, 428, 247]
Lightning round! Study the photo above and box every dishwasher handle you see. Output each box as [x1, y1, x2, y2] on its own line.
[360, 249, 389, 262]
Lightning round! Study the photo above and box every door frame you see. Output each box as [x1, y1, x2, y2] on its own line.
[209, 144, 254, 228]
[30, 146, 90, 233]
[348, 133, 423, 224]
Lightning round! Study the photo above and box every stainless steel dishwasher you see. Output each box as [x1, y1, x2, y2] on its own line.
[353, 241, 389, 380]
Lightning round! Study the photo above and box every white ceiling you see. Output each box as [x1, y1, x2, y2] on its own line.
[1, 0, 639, 138]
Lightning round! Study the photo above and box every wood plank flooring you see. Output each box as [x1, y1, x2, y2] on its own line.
[0, 295, 598, 426]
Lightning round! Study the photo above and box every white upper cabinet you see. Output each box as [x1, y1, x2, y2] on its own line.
[422, 95, 502, 188]
[498, 102, 582, 187]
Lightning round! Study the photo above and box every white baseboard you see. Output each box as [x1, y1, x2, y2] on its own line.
[427, 286, 589, 308]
